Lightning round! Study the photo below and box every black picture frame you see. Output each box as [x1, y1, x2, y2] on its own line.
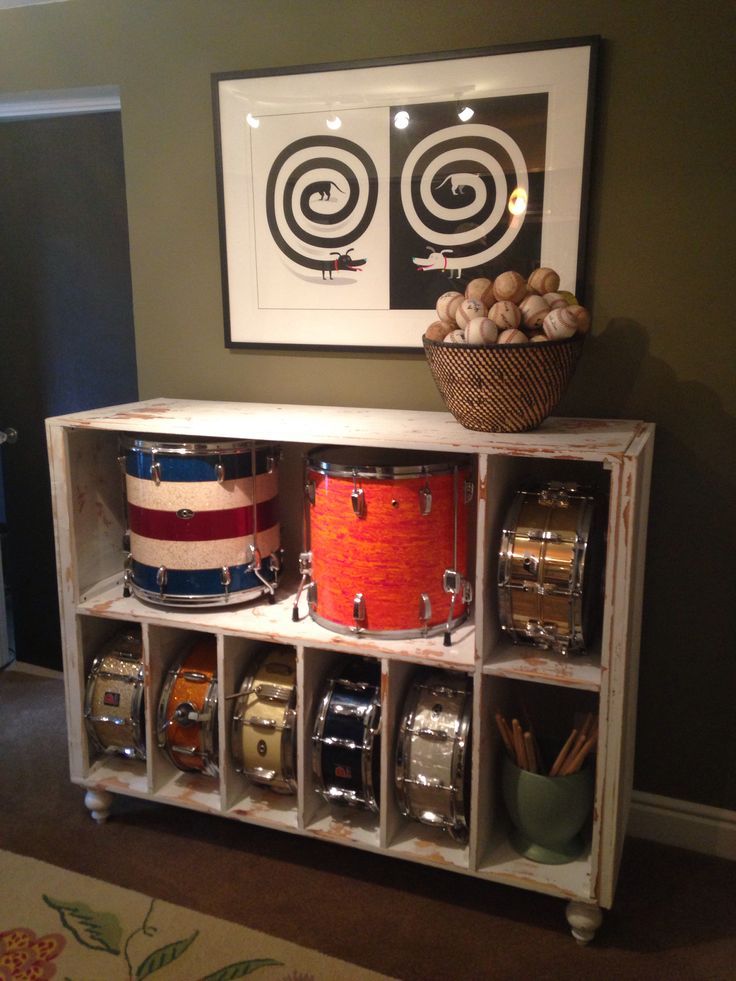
[212, 37, 599, 351]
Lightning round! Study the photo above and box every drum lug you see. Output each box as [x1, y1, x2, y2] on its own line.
[123, 558, 133, 598]
[220, 567, 232, 596]
[419, 593, 432, 631]
[464, 479, 475, 505]
[305, 479, 315, 505]
[351, 486, 366, 518]
[419, 484, 432, 515]
[156, 566, 168, 598]
[150, 460, 161, 485]
[540, 481, 576, 507]
[215, 462, 225, 483]
[353, 592, 366, 628]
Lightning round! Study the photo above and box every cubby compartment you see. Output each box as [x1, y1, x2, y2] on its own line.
[220, 636, 299, 831]
[47, 400, 654, 941]
[147, 625, 222, 813]
[78, 614, 148, 793]
[384, 661, 473, 871]
[480, 454, 611, 690]
[301, 647, 382, 849]
[474, 675, 598, 899]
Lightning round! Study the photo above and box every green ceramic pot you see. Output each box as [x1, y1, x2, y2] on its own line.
[502, 756, 594, 864]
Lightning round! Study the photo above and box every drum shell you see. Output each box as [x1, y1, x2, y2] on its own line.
[231, 647, 297, 794]
[396, 671, 472, 838]
[84, 628, 145, 760]
[313, 660, 381, 811]
[498, 486, 601, 653]
[157, 637, 218, 775]
[305, 447, 472, 636]
[123, 437, 280, 606]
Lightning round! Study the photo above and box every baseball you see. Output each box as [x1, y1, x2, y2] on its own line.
[443, 328, 467, 344]
[528, 267, 560, 295]
[435, 290, 464, 324]
[493, 270, 527, 304]
[424, 320, 454, 342]
[465, 277, 495, 306]
[488, 300, 521, 331]
[465, 316, 498, 345]
[497, 328, 528, 345]
[519, 293, 551, 330]
[529, 331, 548, 342]
[567, 304, 592, 335]
[455, 297, 488, 329]
[543, 306, 578, 340]
[543, 292, 568, 310]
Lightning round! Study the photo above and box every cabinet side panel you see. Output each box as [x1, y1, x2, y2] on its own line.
[46, 423, 85, 781]
[593, 429, 655, 906]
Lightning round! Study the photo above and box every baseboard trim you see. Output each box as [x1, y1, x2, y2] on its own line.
[629, 791, 736, 861]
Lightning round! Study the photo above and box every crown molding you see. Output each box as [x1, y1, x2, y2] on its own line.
[0, 86, 120, 120]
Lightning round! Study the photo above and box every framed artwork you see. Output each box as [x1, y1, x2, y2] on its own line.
[212, 37, 599, 350]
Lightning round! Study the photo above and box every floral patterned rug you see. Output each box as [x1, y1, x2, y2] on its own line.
[0, 849, 393, 981]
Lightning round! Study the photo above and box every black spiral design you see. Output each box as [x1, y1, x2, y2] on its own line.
[265, 135, 378, 272]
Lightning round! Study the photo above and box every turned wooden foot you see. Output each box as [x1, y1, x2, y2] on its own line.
[565, 901, 603, 944]
[84, 788, 113, 823]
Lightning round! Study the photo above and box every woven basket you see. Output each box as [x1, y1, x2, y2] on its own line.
[423, 334, 585, 433]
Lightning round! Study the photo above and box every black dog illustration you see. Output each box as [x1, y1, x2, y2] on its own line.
[319, 248, 366, 279]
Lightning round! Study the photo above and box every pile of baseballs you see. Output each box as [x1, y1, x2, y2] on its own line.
[424, 268, 591, 346]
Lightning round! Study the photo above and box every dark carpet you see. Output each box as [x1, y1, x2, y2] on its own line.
[1, 668, 734, 980]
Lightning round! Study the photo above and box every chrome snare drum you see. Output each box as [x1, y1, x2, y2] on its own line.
[231, 646, 297, 794]
[157, 636, 218, 776]
[312, 657, 381, 812]
[84, 627, 145, 760]
[122, 436, 280, 607]
[498, 482, 604, 655]
[395, 670, 472, 841]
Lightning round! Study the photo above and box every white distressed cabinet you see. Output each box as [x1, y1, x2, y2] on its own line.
[46, 399, 654, 943]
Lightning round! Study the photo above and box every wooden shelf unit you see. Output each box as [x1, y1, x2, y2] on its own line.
[46, 398, 654, 943]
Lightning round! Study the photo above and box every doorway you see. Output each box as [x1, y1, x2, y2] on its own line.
[0, 99, 138, 671]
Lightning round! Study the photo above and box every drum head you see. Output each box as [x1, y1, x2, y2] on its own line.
[121, 434, 274, 456]
[307, 445, 469, 479]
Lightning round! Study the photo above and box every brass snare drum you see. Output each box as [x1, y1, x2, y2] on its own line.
[498, 482, 604, 655]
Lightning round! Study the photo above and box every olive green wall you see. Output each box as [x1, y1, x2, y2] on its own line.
[2, 1, 734, 812]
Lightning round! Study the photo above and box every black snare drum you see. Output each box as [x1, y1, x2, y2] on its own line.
[312, 657, 381, 812]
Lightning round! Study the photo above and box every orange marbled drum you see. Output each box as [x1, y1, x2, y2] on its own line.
[301, 447, 473, 639]
[157, 636, 218, 775]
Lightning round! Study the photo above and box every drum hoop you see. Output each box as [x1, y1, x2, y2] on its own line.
[130, 581, 272, 608]
[358, 685, 381, 812]
[307, 459, 468, 480]
[308, 608, 468, 641]
[121, 436, 277, 457]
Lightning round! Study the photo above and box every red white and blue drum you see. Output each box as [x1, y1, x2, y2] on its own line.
[122, 437, 280, 606]
[298, 447, 473, 641]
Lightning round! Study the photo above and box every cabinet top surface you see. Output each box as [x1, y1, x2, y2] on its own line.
[46, 398, 652, 459]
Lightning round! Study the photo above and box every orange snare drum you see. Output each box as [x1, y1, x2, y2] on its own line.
[498, 482, 605, 655]
[157, 636, 218, 775]
[295, 447, 473, 643]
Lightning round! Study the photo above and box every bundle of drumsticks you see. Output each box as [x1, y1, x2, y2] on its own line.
[495, 711, 598, 776]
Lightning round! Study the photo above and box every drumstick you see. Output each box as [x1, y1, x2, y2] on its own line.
[549, 728, 578, 777]
[495, 712, 515, 761]
[560, 730, 598, 776]
[512, 718, 528, 770]
[524, 731, 538, 773]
